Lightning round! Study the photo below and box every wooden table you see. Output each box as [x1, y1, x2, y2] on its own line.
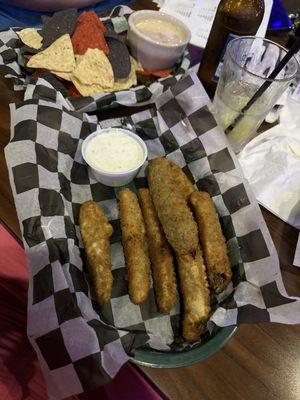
[0, 1, 299, 399]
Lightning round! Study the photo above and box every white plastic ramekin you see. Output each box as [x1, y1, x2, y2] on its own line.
[81, 127, 148, 187]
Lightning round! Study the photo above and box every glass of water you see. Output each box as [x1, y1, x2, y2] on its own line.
[212, 36, 299, 153]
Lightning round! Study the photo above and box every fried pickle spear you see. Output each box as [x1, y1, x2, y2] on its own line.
[190, 191, 232, 294]
[177, 247, 211, 342]
[138, 188, 177, 313]
[119, 188, 151, 304]
[169, 161, 195, 200]
[79, 200, 113, 304]
[147, 157, 199, 255]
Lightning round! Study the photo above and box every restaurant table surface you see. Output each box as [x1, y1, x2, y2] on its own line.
[0, 1, 299, 399]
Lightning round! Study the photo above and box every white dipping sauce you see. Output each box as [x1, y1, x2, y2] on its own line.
[135, 19, 184, 45]
[85, 130, 144, 173]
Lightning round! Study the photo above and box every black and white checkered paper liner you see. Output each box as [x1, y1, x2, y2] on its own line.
[5, 71, 300, 399]
[0, 6, 190, 114]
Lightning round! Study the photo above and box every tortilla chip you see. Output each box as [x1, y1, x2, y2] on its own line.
[27, 34, 75, 72]
[75, 54, 84, 63]
[72, 48, 113, 88]
[106, 57, 137, 92]
[150, 68, 173, 78]
[20, 44, 40, 55]
[40, 8, 77, 48]
[136, 64, 172, 84]
[71, 10, 109, 56]
[31, 68, 47, 77]
[66, 82, 81, 97]
[132, 57, 144, 72]
[71, 55, 137, 96]
[136, 67, 172, 78]
[71, 75, 105, 97]
[51, 71, 72, 81]
[17, 28, 42, 50]
[136, 72, 155, 86]
[106, 35, 131, 79]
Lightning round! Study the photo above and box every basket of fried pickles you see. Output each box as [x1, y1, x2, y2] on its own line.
[79, 157, 232, 352]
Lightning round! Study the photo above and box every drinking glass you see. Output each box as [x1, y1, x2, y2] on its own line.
[212, 36, 299, 153]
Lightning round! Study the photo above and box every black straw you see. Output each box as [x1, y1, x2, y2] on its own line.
[224, 36, 300, 135]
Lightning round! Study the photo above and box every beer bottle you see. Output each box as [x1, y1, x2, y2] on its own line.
[197, 0, 265, 98]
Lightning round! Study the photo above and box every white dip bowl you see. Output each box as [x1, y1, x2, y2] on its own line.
[81, 127, 148, 187]
[127, 10, 191, 70]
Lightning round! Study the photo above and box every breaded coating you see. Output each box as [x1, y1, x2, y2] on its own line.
[119, 188, 151, 304]
[79, 200, 113, 304]
[177, 247, 211, 343]
[138, 188, 177, 313]
[190, 191, 232, 294]
[147, 157, 199, 255]
[169, 161, 195, 200]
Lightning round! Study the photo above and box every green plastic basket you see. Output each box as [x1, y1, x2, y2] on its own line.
[131, 326, 238, 368]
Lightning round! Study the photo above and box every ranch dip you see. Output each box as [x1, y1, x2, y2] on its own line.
[85, 129, 144, 173]
[135, 18, 184, 45]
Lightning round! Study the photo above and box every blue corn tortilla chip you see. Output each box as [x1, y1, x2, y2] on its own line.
[105, 35, 131, 79]
[42, 16, 51, 24]
[104, 31, 120, 40]
[41, 8, 77, 48]
[20, 45, 40, 55]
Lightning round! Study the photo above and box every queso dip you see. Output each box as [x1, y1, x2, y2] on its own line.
[135, 18, 185, 45]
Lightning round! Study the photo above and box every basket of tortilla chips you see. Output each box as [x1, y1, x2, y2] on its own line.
[0, 6, 190, 112]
